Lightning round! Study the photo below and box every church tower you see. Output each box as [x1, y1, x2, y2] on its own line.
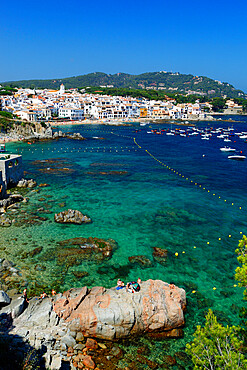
[59, 84, 65, 94]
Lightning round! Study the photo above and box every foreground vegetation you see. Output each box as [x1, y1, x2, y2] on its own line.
[186, 236, 247, 369]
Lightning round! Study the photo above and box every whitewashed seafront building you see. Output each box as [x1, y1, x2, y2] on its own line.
[0, 84, 209, 122]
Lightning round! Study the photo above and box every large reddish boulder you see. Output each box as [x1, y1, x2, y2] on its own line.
[53, 280, 186, 340]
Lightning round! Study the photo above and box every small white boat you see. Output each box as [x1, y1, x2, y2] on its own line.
[228, 155, 246, 161]
[201, 136, 209, 140]
[166, 132, 174, 136]
[224, 138, 231, 142]
[220, 147, 236, 152]
[239, 135, 247, 139]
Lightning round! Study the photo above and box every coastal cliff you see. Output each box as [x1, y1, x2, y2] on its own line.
[7, 121, 53, 140]
[0, 280, 186, 369]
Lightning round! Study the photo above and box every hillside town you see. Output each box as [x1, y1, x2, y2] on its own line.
[0, 84, 243, 123]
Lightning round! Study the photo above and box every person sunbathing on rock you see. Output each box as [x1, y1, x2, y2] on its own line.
[116, 279, 125, 290]
[40, 291, 48, 299]
[126, 281, 140, 293]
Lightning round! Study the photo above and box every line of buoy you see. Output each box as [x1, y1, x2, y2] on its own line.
[133, 138, 244, 211]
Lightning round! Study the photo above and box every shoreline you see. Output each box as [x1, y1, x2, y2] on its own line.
[0, 115, 242, 144]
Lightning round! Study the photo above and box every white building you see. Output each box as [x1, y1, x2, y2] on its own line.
[58, 107, 84, 120]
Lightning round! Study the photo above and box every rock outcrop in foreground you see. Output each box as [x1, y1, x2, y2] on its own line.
[53, 279, 186, 340]
[1, 280, 186, 369]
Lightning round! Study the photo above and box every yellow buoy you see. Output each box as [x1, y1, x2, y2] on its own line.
[175, 252, 179, 257]
[213, 287, 216, 290]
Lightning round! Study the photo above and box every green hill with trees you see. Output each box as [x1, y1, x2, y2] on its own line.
[1, 71, 245, 98]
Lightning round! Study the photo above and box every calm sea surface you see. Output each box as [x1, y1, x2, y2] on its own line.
[2, 115, 247, 367]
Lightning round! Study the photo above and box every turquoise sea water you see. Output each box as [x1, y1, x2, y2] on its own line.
[1, 116, 247, 367]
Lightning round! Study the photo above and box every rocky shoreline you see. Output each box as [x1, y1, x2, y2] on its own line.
[0, 114, 241, 144]
[0, 121, 87, 144]
[0, 280, 186, 369]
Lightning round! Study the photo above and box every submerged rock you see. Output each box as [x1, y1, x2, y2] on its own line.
[128, 255, 153, 267]
[29, 246, 43, 257]
[152, 247, 168, 265]
[72, 271, 89, 279]
[42, 237, 118, 267]
[58, 237, 117, 262]
[154, 206, 205, 225]
[86, 170, 128, 176]
[54, 209, 92, 224]
[0, 214, 12, 227]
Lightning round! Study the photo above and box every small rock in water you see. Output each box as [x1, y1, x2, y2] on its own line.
[163, 355, 177, 366]
[128, 255, 153, 267]
[72, 271, 89, 279]
[152, 247, 168, 265]
[2, 260, 14, 268]
[54, 209, 92, 224]
[0, 214, 12, 227]
[29, 246, 43, 257]
[111, 346, 123, 359]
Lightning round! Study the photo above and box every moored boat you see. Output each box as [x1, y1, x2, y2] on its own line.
[228, 155, 246, 161]
[220, 147, 236, 152]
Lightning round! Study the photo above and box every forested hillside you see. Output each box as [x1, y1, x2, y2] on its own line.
[1, 71, 245, 98]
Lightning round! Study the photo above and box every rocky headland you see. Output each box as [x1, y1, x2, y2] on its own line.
[1, 121, 86, 143]
[0, 279, 186, 369]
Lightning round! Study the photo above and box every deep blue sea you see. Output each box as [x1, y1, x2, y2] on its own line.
[2, 115, 247, 367]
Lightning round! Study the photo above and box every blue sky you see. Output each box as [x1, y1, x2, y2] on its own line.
[1, 0, 247, 92]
